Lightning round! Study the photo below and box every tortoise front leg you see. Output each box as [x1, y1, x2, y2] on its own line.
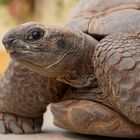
[0, 60, 65, 134]
[0, 113, 43, 134]
[51, 100, 140, 138]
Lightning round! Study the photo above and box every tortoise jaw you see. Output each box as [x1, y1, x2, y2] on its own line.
[6, 48, 17, 54]
[8, 50, 33, 59]
[3, 41, 32, 59]
[2, 38, 41, 59]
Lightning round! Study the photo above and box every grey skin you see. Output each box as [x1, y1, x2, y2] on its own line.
[1, 0, 140, 137]
[1, 22, 140, 138]
[0, 22, 98, 134]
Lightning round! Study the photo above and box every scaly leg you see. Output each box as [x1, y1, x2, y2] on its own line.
[0, 60, 65, 134]
[51, 100, 140, 138]
[93, 33, 140, 124]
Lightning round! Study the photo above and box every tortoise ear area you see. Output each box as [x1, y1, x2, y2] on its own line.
[57, 39, 66, 49]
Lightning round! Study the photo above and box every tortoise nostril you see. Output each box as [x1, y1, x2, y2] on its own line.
[2, 31, 15, 47]
[2, 38, 15, 50]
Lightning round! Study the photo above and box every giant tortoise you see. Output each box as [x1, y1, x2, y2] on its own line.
[1, 0, 140, 138]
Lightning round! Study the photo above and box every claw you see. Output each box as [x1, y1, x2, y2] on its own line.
[9, 120, 23, 134]
[20, 118, 34, 134]
[0, 120, 6, 134]
[0, 113, 43, 134]
[34, 117, 43, 133]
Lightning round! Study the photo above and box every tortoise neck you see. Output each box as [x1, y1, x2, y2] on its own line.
[57, 30, 99, 88]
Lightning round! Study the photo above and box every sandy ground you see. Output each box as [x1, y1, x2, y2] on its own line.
[0, 106, 122, 140]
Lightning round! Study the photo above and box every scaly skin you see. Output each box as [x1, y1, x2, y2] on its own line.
[51, 100, 140, 138]
[0, 60, 66, 133]
[1, 22, 140, 137]
[93, 32, 140, 124]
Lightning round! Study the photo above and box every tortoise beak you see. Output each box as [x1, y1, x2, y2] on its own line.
[2, 30, 20, 54]
[2, 31, 15, 49]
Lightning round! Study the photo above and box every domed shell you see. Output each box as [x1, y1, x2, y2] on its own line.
[66, 0, 140, 38]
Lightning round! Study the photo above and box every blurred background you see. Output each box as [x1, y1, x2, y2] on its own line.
[0, 0, 78, 75]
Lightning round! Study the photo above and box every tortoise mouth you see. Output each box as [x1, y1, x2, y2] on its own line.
[9, 50, 32, 58]
[4, 41, 44, 59]
[9, 49, 48, 69]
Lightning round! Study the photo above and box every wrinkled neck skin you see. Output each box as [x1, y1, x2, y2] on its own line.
[19, 27, 99, 88]
[55, 29, 99, 88]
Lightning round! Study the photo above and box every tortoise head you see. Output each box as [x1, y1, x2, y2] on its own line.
[2, 22, 83, 77]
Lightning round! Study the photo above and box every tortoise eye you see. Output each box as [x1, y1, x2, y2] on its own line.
[26, 30, 44, 42]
